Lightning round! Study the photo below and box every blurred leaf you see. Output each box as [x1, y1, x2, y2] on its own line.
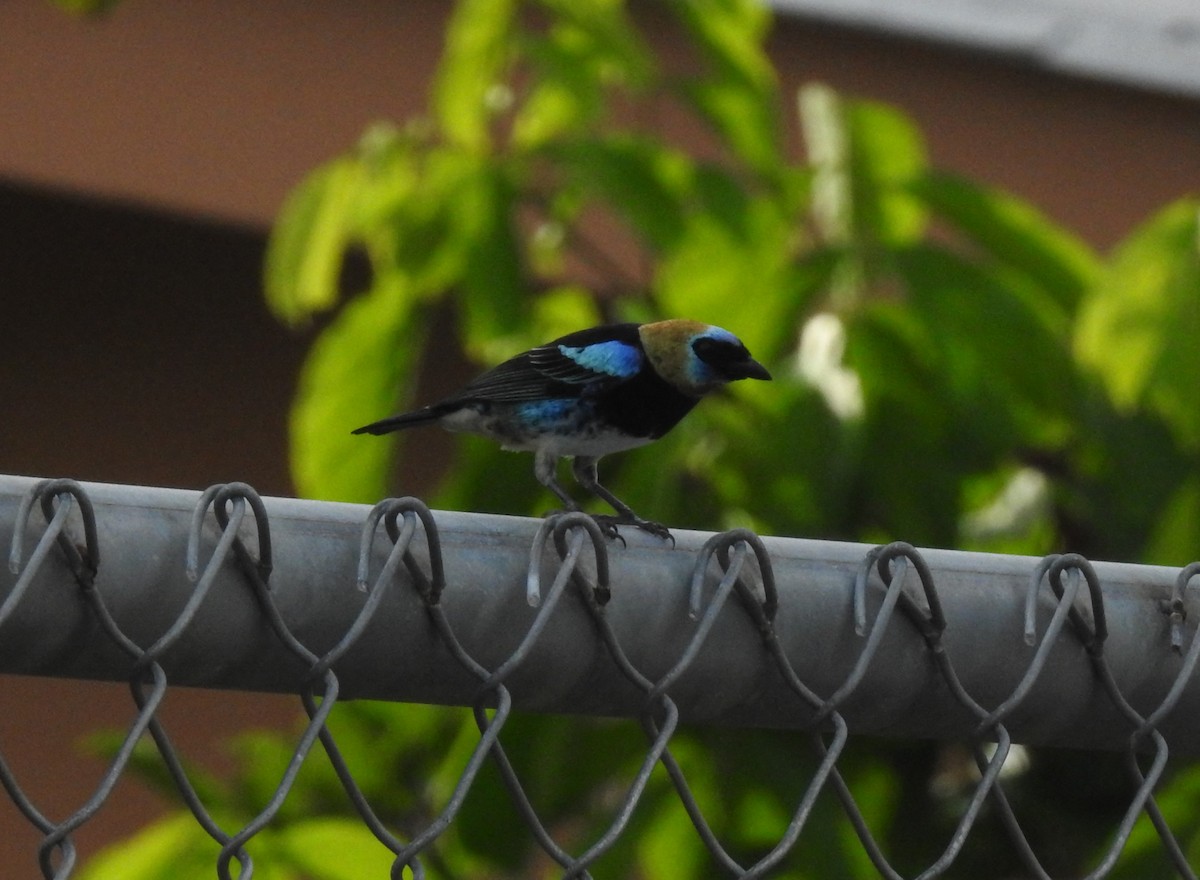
[1145, 475, 1200, 566]
[264, 157, 365, 325]
[434, 434, 548, 516]
[274, 818, 395, 879]
[513, 59, 603, 149]
[514, 0, 653, 146]
[670, 0, 782, 175]
[959, 466, 1056, 557]
[846, 99, 928, 246]
[1075, 197, 1200, 446]
[1068, 404, 1191, 563]
[384, 151, 495, 294]
[848, 300, 939, 417]
[530, 285, 603, 341]
[654, 194, 799, 358]
[228, 729, 308, 815]
[801, 84, 928, 252]
[542, 0, 655, 83]
[837, 759, 899, 878]
[702, 380, 848, 536]
[670, 0, 773, 88]
[434, 0, 517, 151]
[550, 136, 692, 250]
[289, 277, 424, 502]
[458, 166, 528, 360]
[896, 244, 1075, 446]
[638, 789, 710, 878]
[912, 171, 1101, 314]
[77, 814, 218, 880]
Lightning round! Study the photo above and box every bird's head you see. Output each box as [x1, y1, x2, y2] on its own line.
[639, 319, 772, 396]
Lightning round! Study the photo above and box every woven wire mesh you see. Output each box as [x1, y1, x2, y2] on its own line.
[2, 476, 1200, 878]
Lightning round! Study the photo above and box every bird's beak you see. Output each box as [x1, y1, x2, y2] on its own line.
[733, 358, 772, 381]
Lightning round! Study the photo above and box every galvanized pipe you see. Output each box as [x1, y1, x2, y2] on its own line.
[0, 473, 1196, 753]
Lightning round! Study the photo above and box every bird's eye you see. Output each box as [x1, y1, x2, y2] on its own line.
[692, 336, 744, 366]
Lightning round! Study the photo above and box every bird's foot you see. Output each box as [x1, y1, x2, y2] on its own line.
[541, 509, 626, 546]
[590, 514, 675, 546]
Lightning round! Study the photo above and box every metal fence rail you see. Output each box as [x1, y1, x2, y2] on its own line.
[2, 473, 1199, 878]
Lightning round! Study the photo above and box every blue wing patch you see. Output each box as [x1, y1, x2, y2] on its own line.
[557, 340, 643, 379]
[450, 337, 643, 404]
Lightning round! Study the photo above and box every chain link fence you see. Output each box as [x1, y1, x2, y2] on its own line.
[2, 473, 1199, 878]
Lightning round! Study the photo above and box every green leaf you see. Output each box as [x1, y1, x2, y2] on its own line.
[800, 84, 928, 249]
[433, 434, 547, 516]
[669, 0, 773, 86]
[847, 300, 939, 417]
[1145, 475, 1200, 566]
[78, 814, 217, 880]
[530, 285, 602, 340]
[457, 166, 528, 361]
[264, 157, 365, 325]
[670, 0, 782, 174]
[679, 76, 782, 176]
[274, 818, 395, 879]
[540, 0, 655, 83]
[434, 0, 518, 151]
[289, 277, 423, 502]
[1075, 197, 1200, 446]
[551, 136, 692, 250]
[512, 0, 653, 147]
[896, 245, 1075, 443]
[638, 790, 710, 878]
[837, 760, 899, 879]
[653, 194, 803, 358]
[911, 171, 1101, 313]
[1068, 404, 1191, 563]
[512, 71, 602, 149]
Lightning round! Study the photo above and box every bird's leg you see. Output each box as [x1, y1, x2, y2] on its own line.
[534, 449, 579, 512]
[536, 451, 623, 542]
[571, 457, 673, 542]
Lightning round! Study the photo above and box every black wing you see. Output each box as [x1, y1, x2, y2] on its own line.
[451, 323, 645, 404]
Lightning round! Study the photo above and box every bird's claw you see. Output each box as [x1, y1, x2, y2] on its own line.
[591, 516, 626, 547]
[589, 514, 674, 546]
[541, 510, 674, 546]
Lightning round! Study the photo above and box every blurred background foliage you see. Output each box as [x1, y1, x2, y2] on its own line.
[81, 0, 1200, 877]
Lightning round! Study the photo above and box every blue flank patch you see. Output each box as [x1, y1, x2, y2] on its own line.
[559, 340, 642, 378]
[515, 398, 586, 431]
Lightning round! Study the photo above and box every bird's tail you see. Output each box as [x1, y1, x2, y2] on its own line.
[351, 407, 444, 435]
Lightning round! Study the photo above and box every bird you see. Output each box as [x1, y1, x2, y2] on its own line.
[353, 318, 771, 539]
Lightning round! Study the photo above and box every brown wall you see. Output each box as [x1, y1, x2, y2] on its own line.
[1, 0, 1197, 873]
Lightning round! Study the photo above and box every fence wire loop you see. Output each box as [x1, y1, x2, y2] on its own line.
[9, 478, 99, 587]
[213, 482, 274, 583]
[552, 513, 611, 605]
[186, 482, 272, 585]
[381, 497, 445, 605]
[1046, 553, 1108, 653]
[689, 528, 777, 626]
[873, 542, 946, 643]
[1164, 561, 1200, 652]
[1023, 554, 1059, 645]
[526, 512, 610, 607]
